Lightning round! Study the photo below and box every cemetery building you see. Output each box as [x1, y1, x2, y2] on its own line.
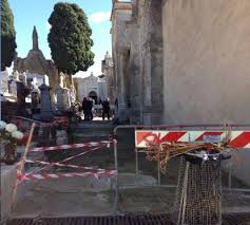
[111, 0, 250, 125]
[13, 26, 58, 93]
[100, 51, 115, 104]
[74, 72, 108, 104]
[13, 26, 71, 94]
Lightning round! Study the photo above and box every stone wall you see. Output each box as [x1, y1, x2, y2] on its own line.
[111, 2, 133, 123]
[74, 75, 99, 102]
[162, 0, 250, 124]
[137, 0, 163, 125]
[111, 0, 163, 124]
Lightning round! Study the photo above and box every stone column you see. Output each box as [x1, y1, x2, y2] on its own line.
[150, 0, 163, 124]
[139, 0, 163, 125]
[39, 84, 54, 122]
[117, 49, 130, 123]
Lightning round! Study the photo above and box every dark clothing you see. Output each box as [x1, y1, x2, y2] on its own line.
[87, 99, 94, 120]
[82, 98, 91, 121]
[102, 100, 110, 120]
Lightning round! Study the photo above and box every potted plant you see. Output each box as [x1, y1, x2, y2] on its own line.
[0, 120, 24, 165]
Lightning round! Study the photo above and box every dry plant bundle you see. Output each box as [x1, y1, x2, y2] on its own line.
[145, 126, 233, 174]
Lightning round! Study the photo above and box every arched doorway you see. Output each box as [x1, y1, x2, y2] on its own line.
[88, 91, 98, 104]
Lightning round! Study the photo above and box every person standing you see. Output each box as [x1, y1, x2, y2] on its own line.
[102, 98, 110, 120]
[82, 97, 88, 121]
[86, 97, 94, 121]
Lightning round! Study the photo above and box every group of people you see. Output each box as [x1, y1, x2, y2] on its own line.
[81, 97, 111, 121]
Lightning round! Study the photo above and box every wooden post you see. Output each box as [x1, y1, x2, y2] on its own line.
[11, 122, 36, 211]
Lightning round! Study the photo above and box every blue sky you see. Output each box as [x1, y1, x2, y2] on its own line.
[8, 0, 112, 77]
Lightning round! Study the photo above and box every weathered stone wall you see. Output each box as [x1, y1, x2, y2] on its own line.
[74, 75, 99, 102]
[111, 0, 163, 124]
[137, 0, 163, 125]
[162, 0, 250, 124]
[111, 2, 133, 123]
[127, 20, 141, 123]
[14, 52, 59, 95]
[13, 27, 61, 95]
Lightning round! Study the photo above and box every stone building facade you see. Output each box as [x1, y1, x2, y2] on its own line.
[101, 51, 115, 103]
[111, 0, 250, 188]
[111, 0, 163, 124]
[74, 72, 108, 104]
[111, 0, 250, 125]
[13, 26, 60, 94]
[13, 26, 72, 95]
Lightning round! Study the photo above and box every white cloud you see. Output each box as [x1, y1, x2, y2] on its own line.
[46, 21, 51, 31]
[73, 64, 102, 78]
[89, 11, 110, 24]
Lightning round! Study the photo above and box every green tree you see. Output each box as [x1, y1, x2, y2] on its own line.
[48, 3, 94, 75]
[1, 0, 17, 71]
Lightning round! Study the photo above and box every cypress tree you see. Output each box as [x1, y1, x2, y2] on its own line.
[1, 0, 17, 71]
[48, 3, 94, 75]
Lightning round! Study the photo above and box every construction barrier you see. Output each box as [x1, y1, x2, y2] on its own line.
[28, 141, 111, 152]
[135, 130, 250, 148]
[21, 171, 117, 181]
[113, 124, 250, 187]
[17, 141, 115, 182]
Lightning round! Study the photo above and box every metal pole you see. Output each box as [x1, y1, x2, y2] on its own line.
[157, 127, 161, 185]
[219, 162, 223, 225]
[228, 160, 232, 189]
[179, 161, 189, 225]
[135, 148, 138, 186]
[0, 71, 2, 120]
[113, 130, 119, 215]
[157, 150, 161, 185]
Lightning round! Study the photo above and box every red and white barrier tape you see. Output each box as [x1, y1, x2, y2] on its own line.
[25, 159, 107, 172]
[21, 170, 117, 181]
[21, 146, 104, 180]
[28, 140, 112, 152]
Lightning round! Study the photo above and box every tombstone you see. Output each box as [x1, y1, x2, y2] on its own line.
[0, 71, 9, 94]
[55, 85, 64, 111]
[8, 78, 16, 95]
[31, 89, 40, 113]
[39, 84, 54, 122]
[51, 92, 57, 112]
[16, 80, 26, 116]
[62, 88, 71, 109]
[69, 85, 76, 106]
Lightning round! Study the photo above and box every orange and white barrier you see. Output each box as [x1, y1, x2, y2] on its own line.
[135, 130, 250, 148]
[28, 140, 112, 152]
[20, 170, 117, 181]
[25, 159, 108, 172]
